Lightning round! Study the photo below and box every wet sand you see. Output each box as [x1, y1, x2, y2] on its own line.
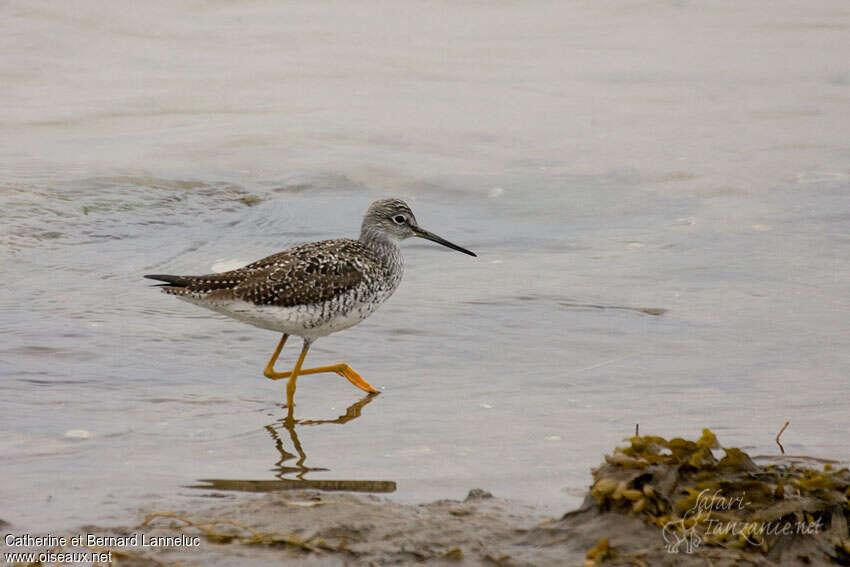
[3, 490, 565, 567]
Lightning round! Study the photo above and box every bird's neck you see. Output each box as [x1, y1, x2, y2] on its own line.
[359, 229, 403, 266]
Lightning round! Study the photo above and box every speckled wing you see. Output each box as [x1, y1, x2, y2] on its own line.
[213, 239, 372, 307]
[146, 238, 377, 306]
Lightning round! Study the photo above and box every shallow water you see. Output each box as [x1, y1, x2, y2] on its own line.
[2, 0, 849, 531]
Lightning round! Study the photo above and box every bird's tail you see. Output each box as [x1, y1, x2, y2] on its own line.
[144, 274, 189, 287]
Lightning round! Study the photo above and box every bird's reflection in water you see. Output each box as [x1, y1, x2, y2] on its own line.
[193, 394, 395, 494]
[267, 394, 377, 480]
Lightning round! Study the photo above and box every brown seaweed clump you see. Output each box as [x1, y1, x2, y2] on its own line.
[578, 429, 850, 565]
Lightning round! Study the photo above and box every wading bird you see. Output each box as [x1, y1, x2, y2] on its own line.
[145, 199, 476, 411]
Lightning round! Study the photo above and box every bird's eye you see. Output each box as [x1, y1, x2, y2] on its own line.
[392, 215, 406, 224]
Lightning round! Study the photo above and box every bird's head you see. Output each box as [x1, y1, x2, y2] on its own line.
[361, 198, 476, 257]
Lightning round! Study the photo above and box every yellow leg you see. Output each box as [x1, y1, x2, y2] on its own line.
[285, 342, 311, 412]
[263, 334, 290, 379]
[266, 362, 378, 394]
[262, 336, 378, 395]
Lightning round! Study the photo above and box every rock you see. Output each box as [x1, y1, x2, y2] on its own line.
[465, 488, 493, 501]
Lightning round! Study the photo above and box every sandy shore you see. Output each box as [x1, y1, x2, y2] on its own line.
[4, 489, 571, 567]
[7, 431, 848, 567]
[2, 490, 828, 567]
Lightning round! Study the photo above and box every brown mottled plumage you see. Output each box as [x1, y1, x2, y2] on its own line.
[147, 239, 380, 308]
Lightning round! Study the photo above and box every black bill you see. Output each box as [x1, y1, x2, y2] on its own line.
[412, 226, 477, 257]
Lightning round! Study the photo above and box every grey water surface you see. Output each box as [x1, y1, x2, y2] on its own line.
[1, 0, 849, 531]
